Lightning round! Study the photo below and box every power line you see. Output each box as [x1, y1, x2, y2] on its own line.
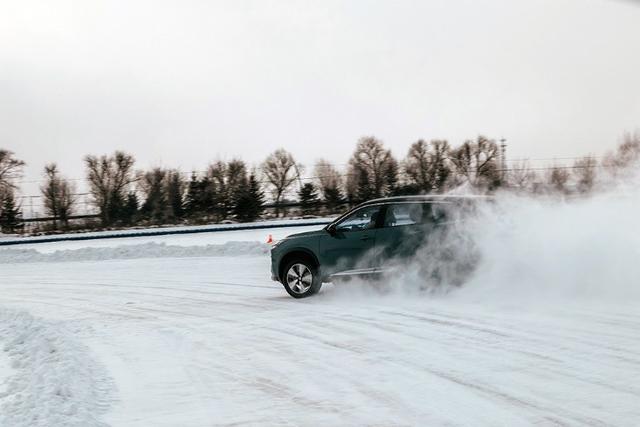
[504, 155, 602, 163]
[14, 158, 603, 187]
[14, 163, 606, 196]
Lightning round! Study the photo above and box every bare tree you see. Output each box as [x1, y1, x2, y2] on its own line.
[206, 160, 226, 217]
[346, 136, 398, 204]
[403, 139, 451, 193]
[508, 160, 536, 191]
[0, 149, 25, 201]
[313, 159, 344, 212]
[261, 149, 301, 216]
[573, 156, 597, 194]
[314, 159, 342, 196]
[40, 163, 76, 228]
[602, 131, 640, 177]
[449, 136, 501, 190]
[548, 166, 570, 194]
[85, 151, 136, 225]
[207, 159, 248, 219]
[138, 168, 167, 222]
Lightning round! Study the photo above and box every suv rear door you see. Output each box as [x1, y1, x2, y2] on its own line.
[374, 202, 439, 268]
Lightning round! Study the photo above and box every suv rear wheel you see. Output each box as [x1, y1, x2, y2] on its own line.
[282, 259, 322, 298]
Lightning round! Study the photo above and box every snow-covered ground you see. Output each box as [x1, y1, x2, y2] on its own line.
[0, 340, 12, 396]
[1, 215, 640, 426]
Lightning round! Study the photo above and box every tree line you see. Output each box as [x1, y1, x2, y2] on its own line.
[1, 132, 639, 233]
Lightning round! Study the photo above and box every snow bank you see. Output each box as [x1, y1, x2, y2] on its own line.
[0, 241, 270, 264]
[0, 218, 332, 246]
[0, 309, 112, 427]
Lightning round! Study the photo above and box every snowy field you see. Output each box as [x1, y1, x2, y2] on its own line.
[1, 203, 640, 426]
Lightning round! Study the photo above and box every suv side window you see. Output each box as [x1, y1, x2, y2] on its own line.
[335, 205, 382, 232]
[383, 203, 434, 227]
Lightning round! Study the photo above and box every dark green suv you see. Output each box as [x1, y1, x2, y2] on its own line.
[270, 195, 482, 298]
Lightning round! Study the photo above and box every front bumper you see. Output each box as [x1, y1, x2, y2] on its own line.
[270, 250, 280, 282]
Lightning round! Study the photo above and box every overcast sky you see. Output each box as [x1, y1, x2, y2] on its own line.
[2, 0, 640, 196]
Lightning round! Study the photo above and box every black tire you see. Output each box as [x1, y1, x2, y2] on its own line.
[281, 259, 322, 299]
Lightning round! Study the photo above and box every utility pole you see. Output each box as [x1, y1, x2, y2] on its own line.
[30, 196, 35, 218]
[500, 138, 507, 181]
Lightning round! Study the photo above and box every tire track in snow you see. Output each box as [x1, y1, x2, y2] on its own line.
[314, 308, 639, 425]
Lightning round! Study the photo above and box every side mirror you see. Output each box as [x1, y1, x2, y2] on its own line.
[327, 223, 337, 236]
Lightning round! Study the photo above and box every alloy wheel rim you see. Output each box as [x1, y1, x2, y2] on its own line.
[286, 263, 312, 294]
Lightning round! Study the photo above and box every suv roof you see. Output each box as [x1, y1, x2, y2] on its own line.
[326, 194, 491, 228]
[359, 194, 492, 207]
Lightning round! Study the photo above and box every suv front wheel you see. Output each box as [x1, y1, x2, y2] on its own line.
[282, 259, 322, 298]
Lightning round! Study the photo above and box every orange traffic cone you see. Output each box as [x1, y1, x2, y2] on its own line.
[266, 234, 274, 244]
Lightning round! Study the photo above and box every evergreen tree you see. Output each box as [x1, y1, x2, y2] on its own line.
[165, 171, 185, 222]
[200, 176, 217, 218]
[108, 191, 126, 226]
[354, 169, 375, 205]
[139, 168, 167, 223]
[121, 192, 139, 225]
[225, 160, 248, 217]
[234, 174, 264, 222]
[0, 191, 23, 233]
[184, 172, 202, 218]
[184, 173, 216, 221]
[323, 186, 344, 213]
[298, 182, 319, 216]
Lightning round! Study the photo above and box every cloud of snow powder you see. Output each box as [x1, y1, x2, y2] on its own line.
[384, 166, 640, 303]
[323, 159, 640, 304]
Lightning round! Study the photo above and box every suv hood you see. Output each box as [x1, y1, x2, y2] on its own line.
[282, 229, 325, 240]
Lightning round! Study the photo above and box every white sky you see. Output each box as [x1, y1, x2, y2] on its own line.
[2, 0, 640, 198]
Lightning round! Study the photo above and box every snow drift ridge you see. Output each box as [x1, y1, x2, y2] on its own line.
[0, 241, 271, 264]
[0, 309, 113, 427]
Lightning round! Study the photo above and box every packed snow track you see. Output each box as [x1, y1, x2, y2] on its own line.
[1, 225, 639, 426]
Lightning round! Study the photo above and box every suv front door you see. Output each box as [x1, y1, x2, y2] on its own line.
[319, 204, 382, 278]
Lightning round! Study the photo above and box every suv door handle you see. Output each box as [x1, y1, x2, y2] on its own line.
[360, 235, 371, 241]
